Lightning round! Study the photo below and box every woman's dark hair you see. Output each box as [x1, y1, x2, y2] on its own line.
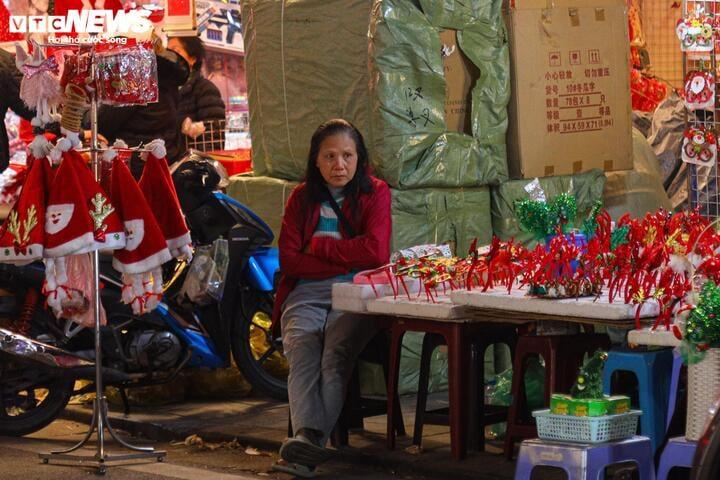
[172, 36, 206, 71]
[304, 119, 374, 208]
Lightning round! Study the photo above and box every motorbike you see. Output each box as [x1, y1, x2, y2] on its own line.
[0, 152, 287, 437]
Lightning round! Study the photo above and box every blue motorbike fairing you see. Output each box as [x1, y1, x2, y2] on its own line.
[214, 192, 274, 242]
[246, 247, 278, 292]
[214, 191, 280, 293]
[156, 303, 227, 368]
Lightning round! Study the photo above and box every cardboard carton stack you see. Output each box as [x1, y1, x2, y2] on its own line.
[491, 0, 637, 239]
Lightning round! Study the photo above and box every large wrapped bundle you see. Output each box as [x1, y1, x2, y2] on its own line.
[603, 128, 672, 219]
[391, 187, 492, 255]
[241, 0, 372, 181]
[491, 170, 607, 246]
[225, 175, 298, 246]
[242, 0, 509, 189]
[369, 0, 510, 188]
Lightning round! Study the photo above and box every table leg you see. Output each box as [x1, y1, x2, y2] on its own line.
[386, 325, 405, 451]
[447, 325, 469, 460]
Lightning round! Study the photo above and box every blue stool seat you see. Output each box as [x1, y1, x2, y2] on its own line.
[514, 436, 655, 480]
[602, 349, 674, 453]
[657, 437, 696, 480]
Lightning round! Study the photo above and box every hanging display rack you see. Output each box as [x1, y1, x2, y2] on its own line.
[32, 41, 166, 475]
[683, 0, 720, 218]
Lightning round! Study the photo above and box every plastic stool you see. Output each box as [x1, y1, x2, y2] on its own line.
[657, 437, 696, 480]
[504, 333, 611, 459]
[514, 436, 655, 480]
[413, 326, 517, 451]
[665, 349, 683, 432]
[602, 348, 674, 453]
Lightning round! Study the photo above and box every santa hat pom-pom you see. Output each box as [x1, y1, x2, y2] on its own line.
[669, 254, 691, 275]
[29, 135, 52, 159]
[141, 139, 166, 161]
[102, 148, 118, 163]
[60, 128, 82, 149]
[177, 244, 193, 262]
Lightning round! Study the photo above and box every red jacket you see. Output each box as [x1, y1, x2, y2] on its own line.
[272, 176, 392, 329]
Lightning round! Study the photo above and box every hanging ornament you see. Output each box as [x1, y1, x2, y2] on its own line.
[14, 41, 63, 128]
[676, 14, 715, 52]
[682, 126, 717, 167]
[684, 70, 715, 111]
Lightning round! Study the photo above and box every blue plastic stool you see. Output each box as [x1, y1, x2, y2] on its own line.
[602, 349, 674, 453]
[514, 436, 655, 480]
[656, 437, 696, 480]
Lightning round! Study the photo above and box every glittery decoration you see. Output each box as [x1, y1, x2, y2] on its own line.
[570, 350, 608, 399]
[515, 194, 580, 240]
[683, 280, 720, 363]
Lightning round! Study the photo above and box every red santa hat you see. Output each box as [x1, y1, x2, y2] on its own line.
[43, 151, 95, 258]
[0, 154, 51, 264]
[139, 140, 192, 260]
[109, 156, 171, 314]
[62, 149, 125, 253]
[110, 156, 171, 274]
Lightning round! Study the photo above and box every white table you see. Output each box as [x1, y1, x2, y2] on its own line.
[450, 287, 660, 328]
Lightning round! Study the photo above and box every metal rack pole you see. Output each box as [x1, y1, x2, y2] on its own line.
[38, 45, 166, 475]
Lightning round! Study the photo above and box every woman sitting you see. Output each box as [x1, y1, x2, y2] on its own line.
[272, 119, 391, 477]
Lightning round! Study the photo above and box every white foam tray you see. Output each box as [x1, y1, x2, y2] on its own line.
[365, 294, 466, 320]
[450, 287, 660, 320]
[627, 328, 681, 347]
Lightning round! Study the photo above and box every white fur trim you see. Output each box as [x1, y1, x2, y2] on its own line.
[668, 254, 691, 275]
[167, 232, 193, 258]
[0, 243, 43, 264]
[49, 147, 63, 164]
[112, 247, 172, 274]
[74, 232, 127, 254]
[44, 232, 95, 258]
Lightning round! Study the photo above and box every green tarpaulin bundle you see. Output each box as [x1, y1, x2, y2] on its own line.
[241, 0, 372, 181]
[241, 0, 509, 189]
[491, 170, 607, 246]
[391, 187, 492, 255]
[603, 128, 672, 219]
[225, 175, 299, 246]
[369, 0, 510, 188]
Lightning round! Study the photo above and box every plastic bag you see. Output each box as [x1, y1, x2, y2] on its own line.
[179, 238, 229, 305]
[486, 357, 546, 440]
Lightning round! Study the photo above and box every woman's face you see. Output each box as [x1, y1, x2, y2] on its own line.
[167, 38, 195, 69]
[316, 133, 358, 188]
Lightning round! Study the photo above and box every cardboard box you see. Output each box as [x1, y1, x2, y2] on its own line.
[505, 0, 633, 178]
[439, 29, 479, 135]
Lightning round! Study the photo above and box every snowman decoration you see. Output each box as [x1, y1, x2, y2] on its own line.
[676, 15, 715, 52]
[685, 70, 715, 111]
[682, 126, 717, 167]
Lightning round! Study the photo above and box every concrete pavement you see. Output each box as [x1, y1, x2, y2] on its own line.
[61, 393, 517, 480]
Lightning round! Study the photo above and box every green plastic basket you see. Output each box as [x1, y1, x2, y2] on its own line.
[533, 409, 641, 443]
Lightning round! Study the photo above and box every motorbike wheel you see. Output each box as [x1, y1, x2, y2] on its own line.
[231, 288, 288, 401]
[0, 364, 74, 436]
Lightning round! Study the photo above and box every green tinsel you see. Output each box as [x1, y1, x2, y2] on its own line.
[581, 201, 603, 238]
[570, 349, 608, 399]
[514, 194, 579, 240]
[683, 281, 720, 363]
[610, 225, 630, 251]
